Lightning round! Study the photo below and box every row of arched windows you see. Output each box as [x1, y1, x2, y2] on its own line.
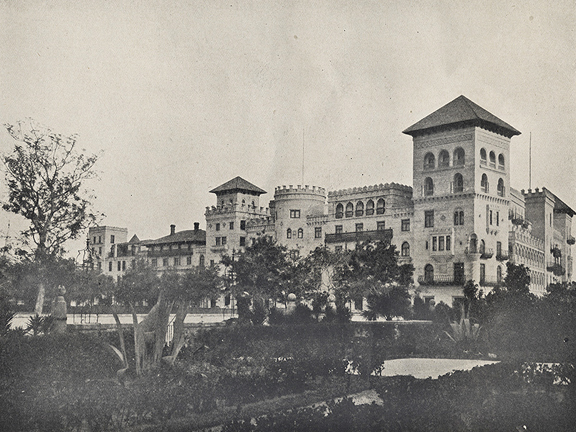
[335, 199, 385, 219]
[424, 148, 465, 170]
[286, 228, 304, 239]
[422, 263, 503, 285]
[423, 173, 464, 196]
[481, 174, 506, 197]
[480, 148, 505, 169]
[424, 174, 505, 197]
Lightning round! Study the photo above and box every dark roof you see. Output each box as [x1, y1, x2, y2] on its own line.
[144, 229, 206, 245]
[403, 95, 521, 138]
[546, 188, 576, 217]
[210, 176, 266, 195]
[128, 234, 140, 244]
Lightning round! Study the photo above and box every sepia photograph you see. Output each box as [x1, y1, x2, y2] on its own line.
[1, 1, 574, 430]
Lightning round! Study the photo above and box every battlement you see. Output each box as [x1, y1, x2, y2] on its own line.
[328, 183, 413, 198]
[205, 204, 270, 217]
[245, 216, 275, 229]
[274, 184, 327, 196]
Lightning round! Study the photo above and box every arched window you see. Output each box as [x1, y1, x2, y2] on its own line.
[355, 201, 364, 217]
[480, 148, 487, 164]
[366, 200, 374, 216]
[401, 242, 410, 257]
[376, 199, 385, 215]
[335, 203, 344, 219]
[287, 228, 292, 239]
[439, 150, 450, 167]
[481, 174, 489, 193]
[497, 178, 505, 197]
[424, 152, 435, 170]
[424, 264, 434, 284]
[297, 228, 303, 239]
[489, 151, 496, 167]
[498, 153, 505, 169]
[199, 255, 205, 267]
[453, 173, 464, 193]
[469, 234, 478, 253]
[454, 210, 464, 226]
[345, 202, 354, 218]
[497, 266, 502, 284]
[424, 177, 434, 196]
[479, 239, 486, 255]
[454, 147, 465, 166]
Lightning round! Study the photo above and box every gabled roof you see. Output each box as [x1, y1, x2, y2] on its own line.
[210, 176, 266, 195]
[128, 234, 140, 244]
[403, 95, 521, 138]
[143, 229, 206, 245]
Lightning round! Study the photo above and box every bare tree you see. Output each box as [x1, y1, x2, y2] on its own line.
[2, 119, 100, 314]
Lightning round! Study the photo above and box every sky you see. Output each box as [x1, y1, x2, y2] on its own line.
[1, 0, 575, 258]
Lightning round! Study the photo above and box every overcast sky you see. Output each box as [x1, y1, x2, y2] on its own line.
[1, 0, 575, 258]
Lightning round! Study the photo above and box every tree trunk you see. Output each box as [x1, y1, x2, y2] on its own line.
[34, 281, 45, 315]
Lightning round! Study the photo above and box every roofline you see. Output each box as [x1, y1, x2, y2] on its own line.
[402, 119, 521, 139]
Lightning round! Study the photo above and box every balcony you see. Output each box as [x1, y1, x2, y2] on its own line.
[567, 236, 575, 246]
[551, 246, 562, 258]
[495, 253, 509, 261]
[418, 274, 456, 286]
[479, 277, 502, 287]
[480, 248, 494, 259]
[148, 248, 192, 257]
[547, 263, 565, 277]
[325, 229, 393, 244]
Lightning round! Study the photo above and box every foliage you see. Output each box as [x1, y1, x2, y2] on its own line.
[504, 262, 531, 295]
[363, 284, 411, 321]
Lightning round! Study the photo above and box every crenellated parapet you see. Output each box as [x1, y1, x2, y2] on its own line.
[205, 204, 270, 217]
[328, 182, 412, 199]
[245, 216, 275, 228]
[274, 184, 327, 198]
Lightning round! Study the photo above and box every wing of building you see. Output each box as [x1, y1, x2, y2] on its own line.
[86, 95, 574, 308]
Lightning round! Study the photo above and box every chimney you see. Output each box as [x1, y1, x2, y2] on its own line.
[194, 222, 199, 231]
[170, 224, 176, 235]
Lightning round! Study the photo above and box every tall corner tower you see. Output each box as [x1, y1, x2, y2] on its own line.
[403, 95, 521, 295]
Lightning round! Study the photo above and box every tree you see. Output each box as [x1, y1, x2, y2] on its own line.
[503, 262, 531, 295]
[221, 236, 293, 323]
[2, 120, 100, 314]
[334, 241, 414, 321]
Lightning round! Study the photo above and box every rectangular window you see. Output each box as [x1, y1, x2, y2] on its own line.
[290, 209, 301, 218]
[152, 258, 157, 267]
[229, 222, 234, 230]
[111, 235, 115, 244]
[215, 237, 221, 246]
[122, 261, 126, 271]
[425, 211, 434, 228]
[497, 241, 502, 256]
[480, 264, 486, 284]
[117, 261, 121, 271]
[335, 225, 343, 234]
[174, 257, 180, 266]
[221, 236, 227, 245]
[240, 236, 246, 246]
[187, 256, 192, 265]
[97, 262, 102, 271]
[93, 236, 97, 244]
[401, 219, 410, 231]
[432, 236, 437, 251]
[439, 236, 444, 251]
[315, 227, 322, 238]
[163, 258, 168, 267]
[377, 221, 386, 231]
[215, 223, 220, 231]
[446, 235, 451, 251]
[240, 220, 246, 230]
[98, 236, 101, 243]
[496, 211, 499, 227]
[99, 247, 102, 255]
[490, 210, 493, 225]
[356, 223, 363, 232]
[210, 259, 215, 267]
[108, 261, 112, 271]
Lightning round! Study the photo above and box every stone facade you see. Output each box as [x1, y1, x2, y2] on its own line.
[87, 96, 574, 309]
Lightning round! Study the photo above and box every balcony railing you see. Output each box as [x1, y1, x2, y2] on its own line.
[417, 274, 456, 286]
[480, 248, 494, 259]
[325, 229, 393, 244]
[479, 277, 502, 287]
[551, 247, 562, 258]
[567, 236, 575, 246]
